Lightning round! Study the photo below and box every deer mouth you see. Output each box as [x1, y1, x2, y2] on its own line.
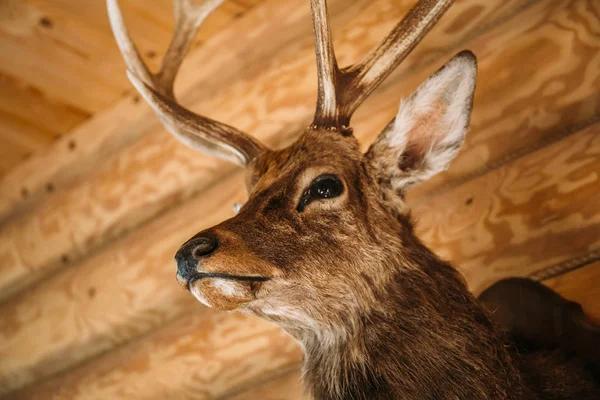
[186, 273, 270, 290]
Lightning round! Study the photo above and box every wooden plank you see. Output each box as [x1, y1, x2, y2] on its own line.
[412, 123, 600, 294]
[544, 262, 600, 322]
[0, 109, 54, 152]
[9, 311, 301, 400]
[0, 0, 543, 300]
[7, 118, 600, 398]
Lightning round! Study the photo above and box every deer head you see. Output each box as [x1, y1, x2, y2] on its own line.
[109, 0, 475, 336]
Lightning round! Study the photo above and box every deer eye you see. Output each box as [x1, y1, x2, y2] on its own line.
[297, 174, 344, 212]
[310, 175, 343, 199]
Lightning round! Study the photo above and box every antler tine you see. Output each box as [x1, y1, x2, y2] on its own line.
[108, 0, 223, 98]
[310, 0, 341, 131]
[107, 0, 154, 86]
[107, 0, 266, 166]
[310, 0, 455, 132]
[157, 0, 225, 97]
[345, 0, 454, 116]
[127, 71, 264, 165]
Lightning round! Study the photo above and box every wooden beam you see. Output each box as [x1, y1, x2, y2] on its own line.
[0, 72, 89, 141]
[0, 0, 557, 301]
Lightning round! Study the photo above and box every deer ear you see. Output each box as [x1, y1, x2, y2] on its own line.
[364, 51, 477, 193]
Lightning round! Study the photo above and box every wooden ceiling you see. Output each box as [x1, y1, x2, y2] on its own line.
[0, 0, 262, 175]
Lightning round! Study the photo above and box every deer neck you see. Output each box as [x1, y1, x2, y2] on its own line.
[297, 238, 523, 400]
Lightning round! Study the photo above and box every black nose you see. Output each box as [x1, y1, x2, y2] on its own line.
[175, 232, 219, 282]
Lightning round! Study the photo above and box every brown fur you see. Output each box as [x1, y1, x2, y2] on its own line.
[180, 129, 598, 399]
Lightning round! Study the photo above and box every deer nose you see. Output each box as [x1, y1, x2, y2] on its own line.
[175, 232, 219, 284]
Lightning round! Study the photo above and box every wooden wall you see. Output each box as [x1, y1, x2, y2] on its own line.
[0, 0, 599, 398]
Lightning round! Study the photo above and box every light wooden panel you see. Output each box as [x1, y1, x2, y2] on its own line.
[0, 72, 88, 170]
[0, 0, 262, 175]
[0, 0, 558, 301]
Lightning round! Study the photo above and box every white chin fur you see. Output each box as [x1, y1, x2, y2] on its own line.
[190, 284, 212, 307]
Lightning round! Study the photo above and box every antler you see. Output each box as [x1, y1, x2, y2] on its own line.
[310, 0, 455, 133]
[107, 0, 266, 166]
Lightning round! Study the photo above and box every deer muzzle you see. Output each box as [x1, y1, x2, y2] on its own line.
[174, 229, 272, 293]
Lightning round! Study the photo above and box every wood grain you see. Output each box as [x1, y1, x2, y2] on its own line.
[9, 311, 301, 400]
[0, 0, 545, 301]
[0, 71, 89, 142]
[413, 123, 600, 294]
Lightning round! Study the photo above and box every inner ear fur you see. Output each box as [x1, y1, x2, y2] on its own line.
[364, 50, 477, 194]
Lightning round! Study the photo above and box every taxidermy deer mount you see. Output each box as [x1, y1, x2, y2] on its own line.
[109, 0, 600, 398]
